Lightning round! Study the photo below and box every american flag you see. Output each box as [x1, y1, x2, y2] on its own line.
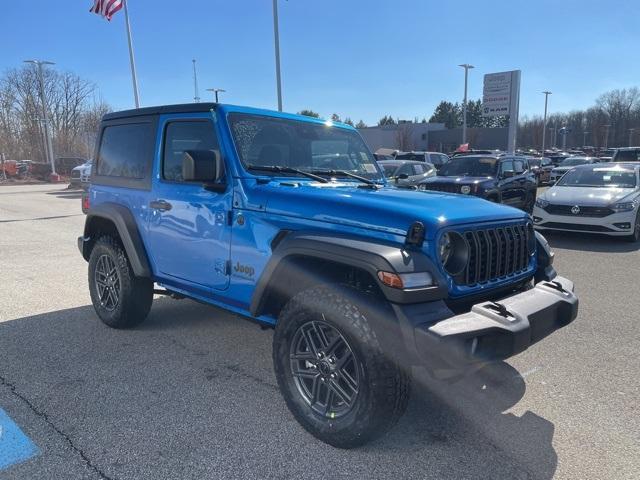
[90, 0, 124, 21]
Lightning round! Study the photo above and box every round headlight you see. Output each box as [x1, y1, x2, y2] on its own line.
[439, 232, 452, 265]
[460, 185, 471, 194]
[439, 231, 469, 276]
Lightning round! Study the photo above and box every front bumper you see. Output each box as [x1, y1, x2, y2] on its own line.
[532, 206, 636, 236]
[392, 276, 578, 378]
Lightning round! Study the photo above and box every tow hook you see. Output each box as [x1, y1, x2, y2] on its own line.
[543, 280, 567, 294]
[485, 301, 513, 319]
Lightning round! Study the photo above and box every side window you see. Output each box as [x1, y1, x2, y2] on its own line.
[500, 160, 515, 175]
[396, 164, 413, 177]
[514, 159, 526, 174]
[163, 121, 221, 182]
[413, 164, 425, 174]
[97, 123, 153, 178]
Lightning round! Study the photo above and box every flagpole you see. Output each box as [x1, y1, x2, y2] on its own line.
[123, 0, 140, 108]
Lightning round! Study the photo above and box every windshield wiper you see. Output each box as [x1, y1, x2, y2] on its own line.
[310, 169, 379, 187]
[246, 165, 329, 183]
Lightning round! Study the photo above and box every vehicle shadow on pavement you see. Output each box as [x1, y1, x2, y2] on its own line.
[544, 230, 639, 253]
[0, 299, 556, 480]
[387, 364, 557, 479]
[45, 189, 82, 200]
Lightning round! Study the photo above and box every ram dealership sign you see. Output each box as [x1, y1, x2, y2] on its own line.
[482, 71, 516, 117]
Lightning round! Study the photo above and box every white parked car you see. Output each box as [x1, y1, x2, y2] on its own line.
[533, 163, 640, 242]
[70, 160, 92, 189]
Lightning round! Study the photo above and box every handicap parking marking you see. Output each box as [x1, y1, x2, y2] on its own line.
[0, 408, 39, 470]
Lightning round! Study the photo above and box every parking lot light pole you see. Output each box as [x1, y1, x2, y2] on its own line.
[272, 0, 283, 111]
[583, 131, 588, 147]
[603, 124, 611, 149]
[541, 91, 551, 155]
[206, 88, 226, 103]
[459, 64, 474, 145]
[24, 60, 56, 175]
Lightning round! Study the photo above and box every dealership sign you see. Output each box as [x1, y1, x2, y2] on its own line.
[481, 69, 521, 152]
[482, 71, 517, 117]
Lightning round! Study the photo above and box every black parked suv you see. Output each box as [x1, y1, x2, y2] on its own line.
[420, 155, 538, 212]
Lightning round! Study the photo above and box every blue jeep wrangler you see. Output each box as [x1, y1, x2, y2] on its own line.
[79, 103, 578, 448]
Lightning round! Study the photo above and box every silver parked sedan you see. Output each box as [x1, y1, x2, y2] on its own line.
[379, 160, 436, 187]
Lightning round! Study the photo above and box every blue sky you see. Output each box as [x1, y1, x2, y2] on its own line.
[2, 0, 638, 124]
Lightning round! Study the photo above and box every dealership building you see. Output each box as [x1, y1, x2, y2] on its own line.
[358, 122, 509, 153]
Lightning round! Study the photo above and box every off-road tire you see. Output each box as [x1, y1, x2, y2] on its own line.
[273, 285, 411, 448]
[88, 236, 153, 328]
[625, 210, 640, 243]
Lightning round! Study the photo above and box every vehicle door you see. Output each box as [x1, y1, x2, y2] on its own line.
[146, 114, 232, 292]
[513, 158, 530, 207]
[498, 159, 519, 206]
[393, 163, 415, 186]
[407, 163, 432, 185]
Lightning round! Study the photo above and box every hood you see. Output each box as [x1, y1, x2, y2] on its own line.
[249, 180, 528, 239]
[541, 186, 636, 206]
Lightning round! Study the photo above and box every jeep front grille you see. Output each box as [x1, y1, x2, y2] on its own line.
[458, 224, 533, 286]
[421, 183, 460, 194]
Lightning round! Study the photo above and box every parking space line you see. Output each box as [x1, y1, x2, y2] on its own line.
[0, 214, 84, 224]
[0, 408, 39, 470]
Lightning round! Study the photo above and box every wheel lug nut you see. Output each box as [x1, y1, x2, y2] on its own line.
[330, 373, 336, 379]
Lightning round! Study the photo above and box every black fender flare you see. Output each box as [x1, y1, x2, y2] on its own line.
[80, 202, 151, 278]
[249, 231, 447, 317]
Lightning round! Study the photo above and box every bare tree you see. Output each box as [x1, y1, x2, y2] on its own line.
[0, 65, 110, 162]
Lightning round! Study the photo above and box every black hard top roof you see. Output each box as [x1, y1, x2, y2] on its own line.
[103, 103, 218, 121]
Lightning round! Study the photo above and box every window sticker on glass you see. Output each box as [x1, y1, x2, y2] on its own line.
[363, 163, 377, 173]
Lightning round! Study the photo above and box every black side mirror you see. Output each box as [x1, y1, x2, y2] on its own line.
[182, 150, 225, 191]
[394, 173, 409, 182]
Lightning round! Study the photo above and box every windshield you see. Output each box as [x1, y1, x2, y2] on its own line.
[560, 157, 590, 167]
[438, 157, 497, 177]
[556, 167, 637, 188]
[228, 113, 383, 181]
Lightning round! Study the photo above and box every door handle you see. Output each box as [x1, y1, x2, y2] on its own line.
[149, 200, 172, 211]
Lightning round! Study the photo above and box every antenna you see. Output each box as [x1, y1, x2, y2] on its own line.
[192, 59, 200, 103]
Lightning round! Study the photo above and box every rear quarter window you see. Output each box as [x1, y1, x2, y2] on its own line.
[97, 123, 153, 178]
[93, 117, 157, 190]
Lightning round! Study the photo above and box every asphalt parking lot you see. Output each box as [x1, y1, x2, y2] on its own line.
[0, 184, 638, 480]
